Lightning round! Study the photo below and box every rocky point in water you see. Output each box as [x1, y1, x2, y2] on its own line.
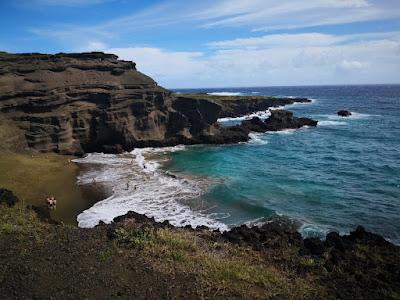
[0, 51, 315, 154]
[337, 110, 352, 117]
[241, 109, 318, 133]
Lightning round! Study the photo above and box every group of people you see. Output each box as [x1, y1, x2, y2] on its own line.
[46, 196, 57, 208]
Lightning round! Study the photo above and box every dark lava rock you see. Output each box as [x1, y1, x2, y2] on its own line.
[201, 125, 250, 144]
[222, 218, 302, 250]
[0, 188, 19, 207]
[112, 210, 172, 229]
[240, 110, 318, 134]
[325, 231, 345, 252]
[337, 110, 352, 117]
[303, 237, 326, 256]
[264, 110, 318, 131]
[241, 117, 268, 132]
[216, 97, 311, 119]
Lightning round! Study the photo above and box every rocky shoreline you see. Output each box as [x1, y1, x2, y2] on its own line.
[1, 193, 399, 299]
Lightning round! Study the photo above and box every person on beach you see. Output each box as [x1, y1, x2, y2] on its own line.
[46, 197, 51, 207]
[46, 196, 57, 208]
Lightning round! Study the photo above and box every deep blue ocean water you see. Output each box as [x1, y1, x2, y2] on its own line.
[170, 85, 400, 243]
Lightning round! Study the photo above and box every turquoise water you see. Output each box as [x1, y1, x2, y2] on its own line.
[169, 85, 400, 243]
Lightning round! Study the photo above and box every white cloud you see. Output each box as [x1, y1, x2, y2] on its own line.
[102, 33, 400, 88]
[22, 0, 400, 87]
[105, 47, 209, 83]
[30, 0, 400, 46]
[338, 60, 370, 71]
[208, 31, 400, 49]
[79, 40, 108, 52]
[208, 33, 342, 49]
[198, 0, 399, 31]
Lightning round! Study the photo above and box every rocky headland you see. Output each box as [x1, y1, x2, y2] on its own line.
[0, 51, 315, 155]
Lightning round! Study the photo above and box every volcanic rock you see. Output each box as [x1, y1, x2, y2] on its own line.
[264, 110, 318, 131]
[0, 52, 248, 154]
[240, 110, 317, 133]
[337, 110, 352, 117]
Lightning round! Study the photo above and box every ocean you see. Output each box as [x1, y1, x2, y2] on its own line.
[75, 85, 400, 244]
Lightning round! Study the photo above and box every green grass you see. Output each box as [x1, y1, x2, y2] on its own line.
[97, 249, 113, 263]
[0, 204, 45, 239]
[113, 225, 327, 298]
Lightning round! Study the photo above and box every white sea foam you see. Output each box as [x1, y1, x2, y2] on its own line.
[349, 112, 376, 119]
[217, 96, 316, 124]
[268, 129, 297, 135]
[74, 147, 228, 231]
[318, 120, 347, 126]
[218, 110, 272, 123]
[207, 92, 243, 96]
[320, 111, 376, 121]
[248, 132, 269, 145]
[299, 222, 333, 239]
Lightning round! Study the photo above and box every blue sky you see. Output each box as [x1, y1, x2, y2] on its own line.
[1, 0, 400, 88]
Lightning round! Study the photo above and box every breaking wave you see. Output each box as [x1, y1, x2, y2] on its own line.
[74, 147, 228, 231]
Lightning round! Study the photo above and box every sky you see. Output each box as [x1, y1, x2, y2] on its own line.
[0, 0, 400, 88]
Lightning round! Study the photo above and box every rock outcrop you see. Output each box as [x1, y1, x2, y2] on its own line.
[241, 110, 317, 133]
[209, 96, 311, 118]
[0, 52, 316, 154]
[337, 110, 352, 117]
[0, 52, 241, 154]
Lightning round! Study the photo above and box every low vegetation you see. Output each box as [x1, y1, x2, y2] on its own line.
[0, 204, 328, 299]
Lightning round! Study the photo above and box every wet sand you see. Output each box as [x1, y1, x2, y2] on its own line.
[0, 152, 108, 225]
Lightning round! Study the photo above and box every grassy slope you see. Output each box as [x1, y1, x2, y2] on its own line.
[0, 205, 328, 299]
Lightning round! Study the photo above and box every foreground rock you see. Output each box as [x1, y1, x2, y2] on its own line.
[0, 188, 18, 207]
[110, 210, 400, 299]
[1, 202, 400, 299]
[0, 52, 314, 154]
[337, 110, 352, 117]
[241, 109, 318, 133]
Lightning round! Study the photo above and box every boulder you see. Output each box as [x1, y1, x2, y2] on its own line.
[337, 110, 352, 117]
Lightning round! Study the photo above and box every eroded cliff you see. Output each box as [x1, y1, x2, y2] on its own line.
[0, 52, 227, 154]
[0, 52, 313, 154]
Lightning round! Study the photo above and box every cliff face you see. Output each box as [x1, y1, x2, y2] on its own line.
[0, 52, 230, 154]
[0, 52, 314, 154]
